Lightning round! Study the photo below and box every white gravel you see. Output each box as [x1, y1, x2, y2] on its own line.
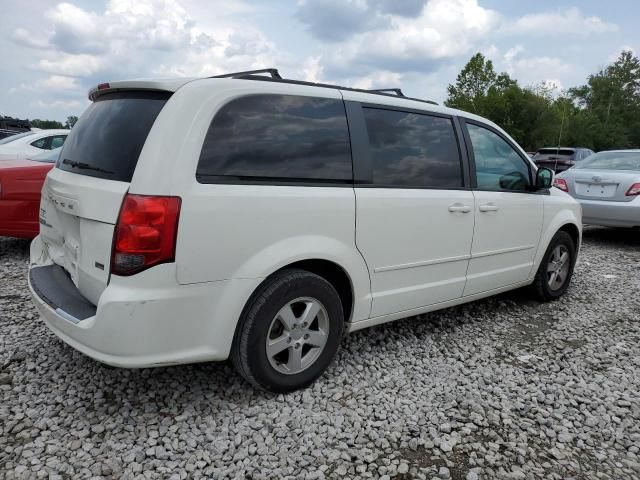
[1, 227, 639, 480]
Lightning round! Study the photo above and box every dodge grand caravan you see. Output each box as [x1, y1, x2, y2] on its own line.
[29, 69, 581, 392]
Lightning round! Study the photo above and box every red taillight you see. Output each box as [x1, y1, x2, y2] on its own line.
[97, 82, 110, 90]
[553, 178, 568, 192]
[111, 194, 181, 276]
[626, 183, 640, 196]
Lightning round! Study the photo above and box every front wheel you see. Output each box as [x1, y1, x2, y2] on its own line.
[531, 230, 576, 301]
[231, 269, 344, 392]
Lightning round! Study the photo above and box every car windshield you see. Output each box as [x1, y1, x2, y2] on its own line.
[0, 131, 35, 144]
[30, 147, 62, 163]
[574, 151, 640, 171]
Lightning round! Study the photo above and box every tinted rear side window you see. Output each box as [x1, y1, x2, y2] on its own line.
[197, 94, 352, 183]
[57, 91, 170, 182]
[363, 108, 462, 187]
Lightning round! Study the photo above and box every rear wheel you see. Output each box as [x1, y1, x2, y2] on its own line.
[231, 269, 344, 392]
[531, 230, 576, 301]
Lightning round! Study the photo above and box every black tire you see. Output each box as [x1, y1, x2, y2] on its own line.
[231, 269, 344, 392]
[531, 230, 576, 301]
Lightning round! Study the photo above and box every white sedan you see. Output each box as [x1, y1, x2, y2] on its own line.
[0, 129, 69, 161]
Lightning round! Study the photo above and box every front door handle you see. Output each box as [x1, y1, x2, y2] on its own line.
[479, 203, 499, 212]
[448, 203, 471, 213]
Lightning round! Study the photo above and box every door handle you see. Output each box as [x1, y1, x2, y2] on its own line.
[448, 203, 471, 213]
[479, 203, 499, 212]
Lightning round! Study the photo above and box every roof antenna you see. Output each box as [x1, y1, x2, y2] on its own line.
[555, 102, 567, 172]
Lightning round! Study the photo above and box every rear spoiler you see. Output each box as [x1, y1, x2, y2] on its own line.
[88, 78, 196, 101]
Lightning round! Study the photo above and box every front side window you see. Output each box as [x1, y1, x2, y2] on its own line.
[467, 123, 530, 191]
[363, 108, 462, 187]
[197, 94, 352, 182]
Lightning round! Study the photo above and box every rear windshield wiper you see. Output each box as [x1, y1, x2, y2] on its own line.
[62, 159, 114, 175]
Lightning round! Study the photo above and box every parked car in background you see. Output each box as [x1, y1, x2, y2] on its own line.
[533, 147, 594, 172]
[554, 150, 640, 228]
[28, 71, 581, 392]
[0, 116, 31, 140]
[0, 131, 35, 145]
[0, 147, 59, 238]
[0, 129, 68, 161]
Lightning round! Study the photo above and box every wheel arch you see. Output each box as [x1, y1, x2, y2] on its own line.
[558, 222, 580, 250]
[274, 259, 354, 324]
[532, 201, 582, 279]
[242, 258, 357, 325]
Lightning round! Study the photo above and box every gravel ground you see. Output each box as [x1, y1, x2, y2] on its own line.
[1, 227, 639, 480]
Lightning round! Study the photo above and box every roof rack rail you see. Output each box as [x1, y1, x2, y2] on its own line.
[209, 68, 440, 106]
[211, 68, 282, 79]
[367, 88, 405, 97]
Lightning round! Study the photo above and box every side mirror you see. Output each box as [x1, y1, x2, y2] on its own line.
[535, 167, 553, 189]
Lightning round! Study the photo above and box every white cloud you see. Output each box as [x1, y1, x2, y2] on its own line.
[12, 28, 51, 50]
[9, 75, 80, 94]
[1, 0, 632, 122]
[46, 2, 105, 54]
[36, 54, 102, 77]
[31, 99, 85, 109]
[301, 56, 324, 83]
[348, 70, 403, 90]
[507, 7, 618, 36]
[319, 0, 500, 76]
[39, 75, 81, 91]
[499, 46, 575, 89]
[608, 45, 636, 62]
[504, 45, 524, 63]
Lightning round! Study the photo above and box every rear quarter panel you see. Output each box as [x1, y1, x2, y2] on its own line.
[128, 79, 372, 323]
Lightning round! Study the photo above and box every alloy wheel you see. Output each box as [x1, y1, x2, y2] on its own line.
[547, 245, 570, 290]
[266, 297, 330, 375]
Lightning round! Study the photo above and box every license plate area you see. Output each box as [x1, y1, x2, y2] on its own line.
[576, 182, 617, 198]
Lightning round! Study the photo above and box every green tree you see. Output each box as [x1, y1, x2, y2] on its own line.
[445, 53, 516, 115]
[445, 53, 561, 149]
[30, 119, 65, 129]
[569, 50, 640, 150]
[65, 116, 78, 129]
[446, 50, 640, 151]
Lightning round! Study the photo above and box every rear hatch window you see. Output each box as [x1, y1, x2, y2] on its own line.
[57, 91, 171, 182]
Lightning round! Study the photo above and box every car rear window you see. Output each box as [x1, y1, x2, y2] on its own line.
[57, 91, 171, 182]
[196, 94, 352, 183]
[574, 151, 640, 170]
[535, 148, 575, 157]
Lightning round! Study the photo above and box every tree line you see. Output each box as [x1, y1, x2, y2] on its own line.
[29, 116, 78, 129]
[445, 51, 640, 152]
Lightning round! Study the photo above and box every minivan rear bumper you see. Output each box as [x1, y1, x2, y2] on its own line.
[29, 236, 261, 368]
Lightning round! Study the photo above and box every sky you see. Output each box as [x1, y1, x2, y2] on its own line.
[0, 0, 638, 122]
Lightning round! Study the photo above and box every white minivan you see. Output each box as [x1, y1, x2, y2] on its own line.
[28, 69, 581, 392]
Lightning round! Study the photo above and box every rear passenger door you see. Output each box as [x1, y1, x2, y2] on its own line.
[461, 120, 544, 296]
[347, 101, 475, 318]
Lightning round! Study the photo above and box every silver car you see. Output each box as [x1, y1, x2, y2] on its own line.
[554, 150, 640, 228]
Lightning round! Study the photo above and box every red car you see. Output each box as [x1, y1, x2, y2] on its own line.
[0, 147, 59, 238]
